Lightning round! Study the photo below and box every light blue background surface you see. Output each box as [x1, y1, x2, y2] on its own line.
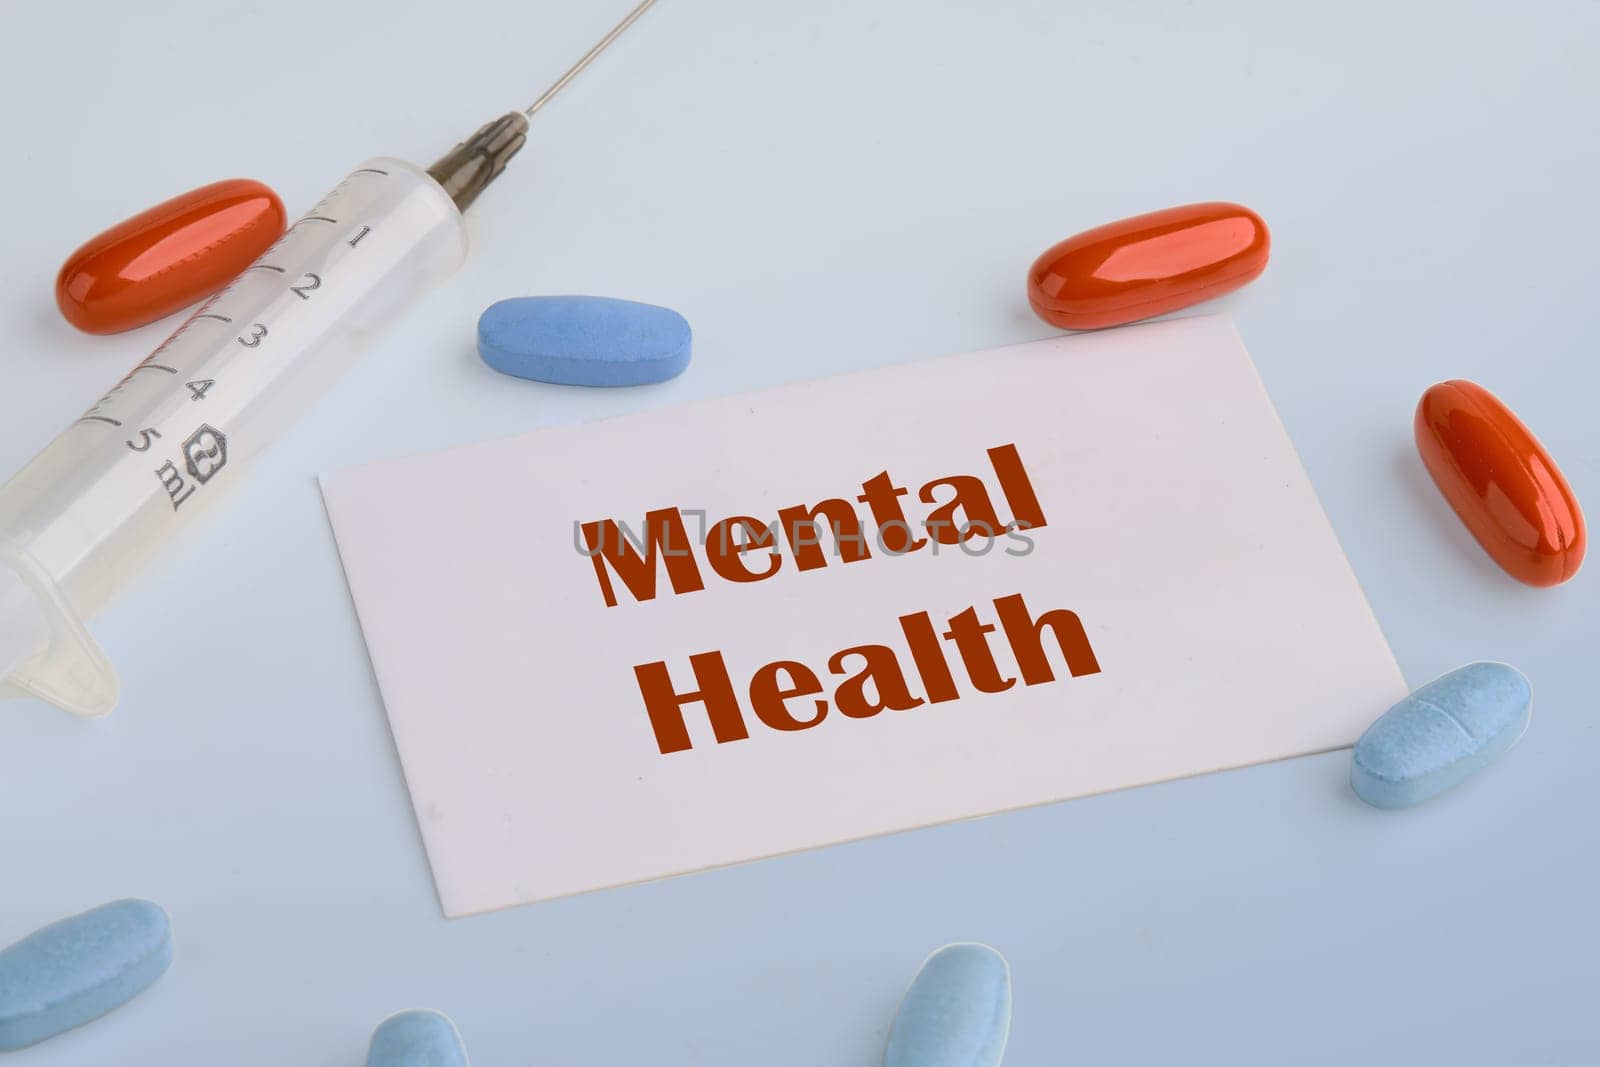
[1, 1, 1596, 1062]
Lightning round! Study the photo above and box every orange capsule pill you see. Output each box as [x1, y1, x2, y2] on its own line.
[1415, 380, 1585, 587]
[56, 179, 286, 334]
[1027, 202, 1270, 330]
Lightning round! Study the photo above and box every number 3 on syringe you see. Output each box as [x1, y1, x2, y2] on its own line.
[233, 271, 318, 348]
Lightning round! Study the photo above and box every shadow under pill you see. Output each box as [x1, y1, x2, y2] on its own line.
[1387, 444, 1506, 584]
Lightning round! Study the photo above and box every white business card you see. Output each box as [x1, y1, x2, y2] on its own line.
[322, 315, 1405, 917]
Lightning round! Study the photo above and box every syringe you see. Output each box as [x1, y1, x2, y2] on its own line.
[0, 0, 659, 717]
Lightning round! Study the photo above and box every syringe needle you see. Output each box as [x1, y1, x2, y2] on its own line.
[429, 0, 659, 211]
[524, 0, 659, 118]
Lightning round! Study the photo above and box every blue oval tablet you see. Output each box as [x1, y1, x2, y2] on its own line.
[1351, 662, 1531, 810]
[884, 943, 1011, 1067]
[477, 295, 691, 387]
[366, 1009, 469, 1067]
[0, 899, 173, 1051]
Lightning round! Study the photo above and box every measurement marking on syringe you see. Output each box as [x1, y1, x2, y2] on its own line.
[1, 1, 662, 714]
[132, 364, 179, 376]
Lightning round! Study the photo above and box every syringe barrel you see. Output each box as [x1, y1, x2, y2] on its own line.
[0, 158, 467, 714]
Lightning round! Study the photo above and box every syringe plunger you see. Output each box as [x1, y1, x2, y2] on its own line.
[0, 563, 48, 691]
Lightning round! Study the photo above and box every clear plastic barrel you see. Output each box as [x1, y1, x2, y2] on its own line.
[0, 157, 467, 715]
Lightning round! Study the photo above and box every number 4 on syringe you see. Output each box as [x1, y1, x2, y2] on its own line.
[187, 380, 214, 402]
